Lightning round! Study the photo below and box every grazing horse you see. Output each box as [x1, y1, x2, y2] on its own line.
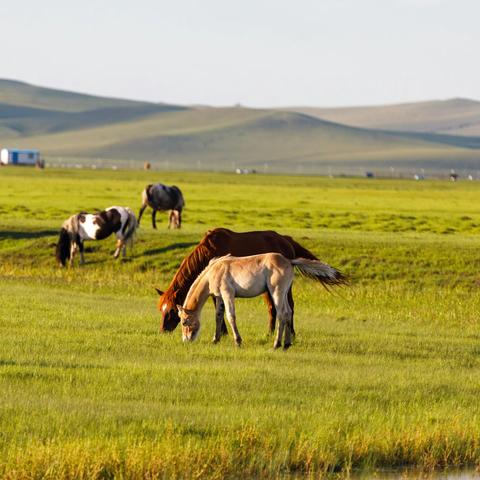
[55, 206, 137, 267]
[138, 183, 185, 229]
[178, 253, 343, 349]
[156, 228, 346, 335]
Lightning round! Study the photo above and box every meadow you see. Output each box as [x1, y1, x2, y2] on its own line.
[1, 167, 480, 478]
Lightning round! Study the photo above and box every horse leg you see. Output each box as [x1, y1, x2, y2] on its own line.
[138, 204, 147, 226]
[78, 240, 85, 265]
[213, 296, 229, 337]
[263, 291, 276, 335]
[287, 287, 296, 338]
[212, 296, 226, 343]
[177, 210, 182, 229]
[270, 286, 291, 349]
[69, 241, 77, 268]
[280, 304, 293, 350]
[222, 293, 242, 346]
[273, 316, 285, 350]
[113, 239, 122, 258]
[152, 209, 157, 229]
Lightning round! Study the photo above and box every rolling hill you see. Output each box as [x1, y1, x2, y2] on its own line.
[288, 98, 480, 136]
[1, 79, 480, 175]
[0, 79, 186, 138]
[0, 79, 171, 112]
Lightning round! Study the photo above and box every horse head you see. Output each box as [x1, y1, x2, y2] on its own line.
[168, 210, 181, 229]
[156, 288, 181, 332]
[56, 228, 71, 267]
[177, 304, 200, 342]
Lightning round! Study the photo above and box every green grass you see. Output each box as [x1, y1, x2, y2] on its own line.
[2, 167, 480, 478]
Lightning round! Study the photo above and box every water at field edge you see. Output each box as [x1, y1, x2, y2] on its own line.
[351, 469, 478, 479]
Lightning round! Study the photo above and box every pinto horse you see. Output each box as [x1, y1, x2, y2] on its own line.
[138, 183, 185, 229]
[156, 228, 346, 335]
[178, 253, 343, 349]
[56, 206, 137, 267]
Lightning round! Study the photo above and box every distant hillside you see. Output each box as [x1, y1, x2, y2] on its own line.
[6, 106, 480, 173]
[288, 98, 480, 136]
[1, 80, 480, 174]
[0, 79, 186, 138]
[0, 79, 156, 112]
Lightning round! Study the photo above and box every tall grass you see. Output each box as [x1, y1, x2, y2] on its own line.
[1, 168, 480, 478]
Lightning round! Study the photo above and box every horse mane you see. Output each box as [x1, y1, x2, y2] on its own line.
[63, 213, 81, 235]
[208, 254, 231, 266]
[166, 231, 219, 298]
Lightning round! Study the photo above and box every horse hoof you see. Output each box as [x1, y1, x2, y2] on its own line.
[283, 343, 292, 351]
[212, 337, 220, 344]
[273, 342, 281, 349]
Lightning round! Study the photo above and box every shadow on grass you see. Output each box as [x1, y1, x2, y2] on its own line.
[143, 242, 197, 257]
[0, 229, 58, 240]
[75, 259, 106, 266]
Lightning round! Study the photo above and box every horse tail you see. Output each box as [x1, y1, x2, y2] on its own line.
[123, 208, 138, 248]
[291, 258, 347, 288]
[144, 184, 154, 204]
[55, 227, 72, 267]
[284, 235, 319, 260]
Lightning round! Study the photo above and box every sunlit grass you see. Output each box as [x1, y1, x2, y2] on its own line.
[1, 168, 480, 477]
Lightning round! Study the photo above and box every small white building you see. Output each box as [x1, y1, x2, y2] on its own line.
[0, 148, 40, 166]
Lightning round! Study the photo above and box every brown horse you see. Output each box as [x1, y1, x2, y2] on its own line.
[156, 228, 346, 334]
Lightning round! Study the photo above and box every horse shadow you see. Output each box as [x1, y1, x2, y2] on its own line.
[0, 229, 58, 241]
[143, 242, 196, 257]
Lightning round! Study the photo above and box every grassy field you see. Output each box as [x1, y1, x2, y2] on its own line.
[2, 167, 480, 478]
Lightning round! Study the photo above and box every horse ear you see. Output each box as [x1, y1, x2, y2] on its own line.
[155, 288, 164, 296]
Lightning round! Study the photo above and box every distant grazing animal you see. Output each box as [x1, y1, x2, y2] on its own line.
[156, 228, 346, 335]
[138, 183, 185, 229]
[55, 206, 137, 267]
[178, 253, 343, 349]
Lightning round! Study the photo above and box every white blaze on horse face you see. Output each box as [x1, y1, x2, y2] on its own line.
[162, 303, 168, 313]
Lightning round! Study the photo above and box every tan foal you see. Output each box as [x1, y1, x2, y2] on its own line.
[177, 252, 343, 349]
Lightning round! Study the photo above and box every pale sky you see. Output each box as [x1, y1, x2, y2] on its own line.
[1, 0, 479, 107]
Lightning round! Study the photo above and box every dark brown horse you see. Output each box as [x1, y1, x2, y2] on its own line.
[138, 184, 185, 229]
[156, 228, 346, 334]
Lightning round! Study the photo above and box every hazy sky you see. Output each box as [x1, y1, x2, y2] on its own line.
[2, 0, 479, 107]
